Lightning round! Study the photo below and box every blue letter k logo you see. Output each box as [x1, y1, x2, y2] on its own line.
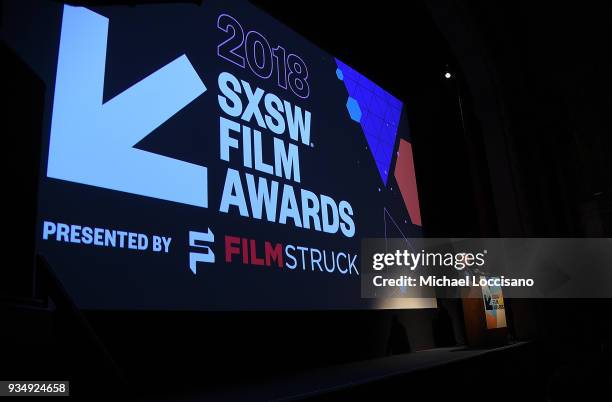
[48, 5, 208, 207]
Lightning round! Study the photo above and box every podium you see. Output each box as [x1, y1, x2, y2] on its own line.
[462, 283, 508, 347]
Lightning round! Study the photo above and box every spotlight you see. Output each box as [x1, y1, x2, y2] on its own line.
[444, 71, 452, 79]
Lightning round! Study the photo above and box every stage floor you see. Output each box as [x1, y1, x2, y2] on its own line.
[165, 341, 529, 402]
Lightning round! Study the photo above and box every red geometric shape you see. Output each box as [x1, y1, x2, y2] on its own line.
[394, 139, 422, 226]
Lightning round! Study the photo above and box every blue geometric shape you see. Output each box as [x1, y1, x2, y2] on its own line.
[346, 97, 362, 122]
[336, 68, 344, 80]
[335, 58, 403, 185]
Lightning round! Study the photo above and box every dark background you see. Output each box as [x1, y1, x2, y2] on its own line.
[1, 0, 611, 400]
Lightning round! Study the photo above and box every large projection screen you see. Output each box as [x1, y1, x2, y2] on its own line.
[2, 0, 434, 310]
